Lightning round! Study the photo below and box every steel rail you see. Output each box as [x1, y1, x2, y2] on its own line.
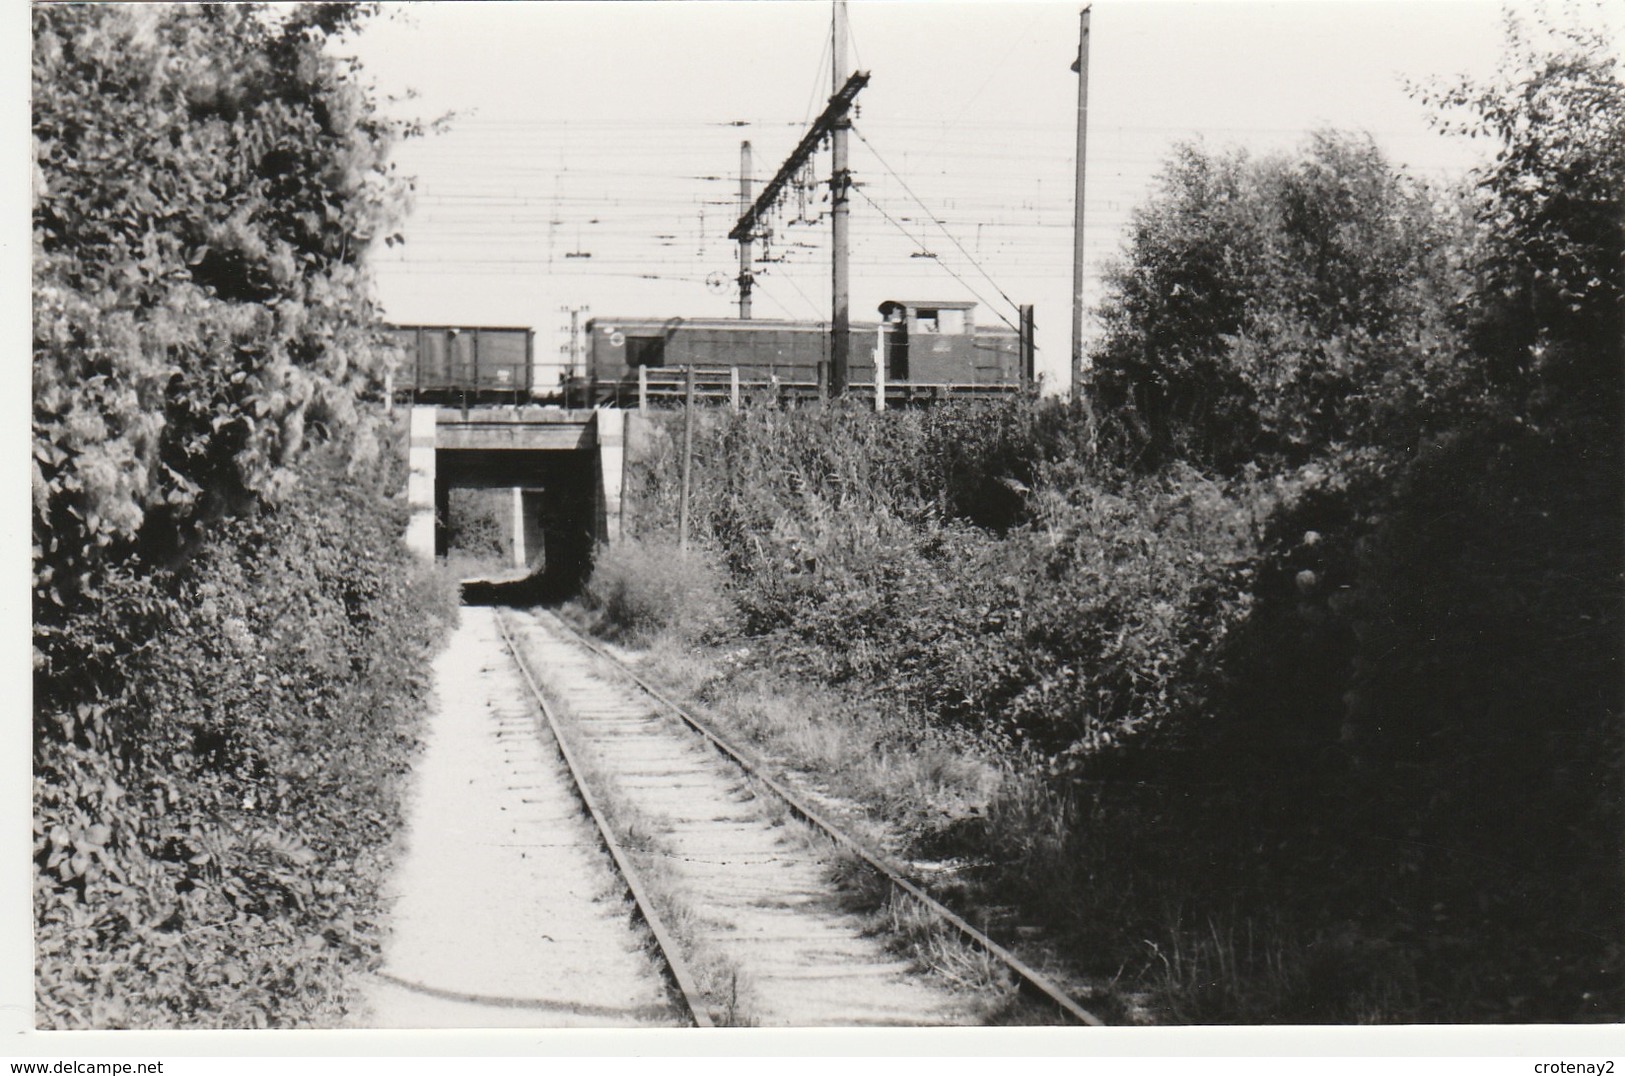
[540, 610, 1106, 1026]
[492, 609, 717, 1028]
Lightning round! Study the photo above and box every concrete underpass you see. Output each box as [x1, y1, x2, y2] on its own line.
[406, 406, 626, 600]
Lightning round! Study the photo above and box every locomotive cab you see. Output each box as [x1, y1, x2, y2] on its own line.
[877, 299, 982, 385]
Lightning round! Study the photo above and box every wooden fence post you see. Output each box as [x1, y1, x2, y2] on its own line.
[679, 365, 695, 552]
[874, 325, 885, 413]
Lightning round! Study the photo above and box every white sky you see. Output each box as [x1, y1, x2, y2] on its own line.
[351, 0, 1519, 394]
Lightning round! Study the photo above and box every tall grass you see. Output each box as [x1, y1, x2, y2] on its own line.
[582, 540, 735, 645]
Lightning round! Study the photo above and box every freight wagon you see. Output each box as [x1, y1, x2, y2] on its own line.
[385, 324, 535, 404]
[577, 299, 1029, 406]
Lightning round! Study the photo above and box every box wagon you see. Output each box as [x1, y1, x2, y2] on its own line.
[386, 325, 535, 404]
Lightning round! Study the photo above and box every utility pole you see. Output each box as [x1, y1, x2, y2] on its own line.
[830, 0, 852, 397]
[738, 141, 754, 319]
[679, 365, 695, 552]
[729, 5, 867, 396]
[1070, 5, 1091, 399]
[1019, 304, 1036, 391]
[559, 304, 587, 407]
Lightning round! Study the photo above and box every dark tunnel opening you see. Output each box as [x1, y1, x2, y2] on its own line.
[435, 447, 600, 609]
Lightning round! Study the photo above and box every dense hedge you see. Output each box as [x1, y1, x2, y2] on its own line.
[32, 3, 408, 608]
[30, 2, 456, 1030]
[33, 443, 458, 1028]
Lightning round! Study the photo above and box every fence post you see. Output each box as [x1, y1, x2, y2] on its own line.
[729, 366, 740, 413]
[679, 365, 695, 552]
[874, 325, 885, 413]
[638, 364, 648, 414]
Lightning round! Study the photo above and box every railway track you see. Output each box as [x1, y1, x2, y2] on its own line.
[490, 608, 715, 1028]
[491, 605, 1105, 1027]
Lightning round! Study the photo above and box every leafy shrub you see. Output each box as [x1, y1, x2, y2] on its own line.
[584, 540, 736, 645]
[446, 488, 511, 564]
[32, 4, 410, 608]
[1087, 131, 1471, 474]
[621, 401, 1265, 757]
[30, 1, 462, 1032]
[1417, 9, 1625, 418]
[34, 441, 459, 1028]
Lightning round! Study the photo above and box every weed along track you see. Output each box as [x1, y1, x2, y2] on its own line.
[495, 606, 1106, 1027]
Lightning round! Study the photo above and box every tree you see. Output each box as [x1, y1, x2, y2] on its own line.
[31, 4, 411, 616]
[1416, 7, 1624, 424]
[1087, 131, 1468, 474]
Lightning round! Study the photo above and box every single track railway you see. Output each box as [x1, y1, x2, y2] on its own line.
[491, 604, 1105, 1027]
[492, 609, 716, 1027]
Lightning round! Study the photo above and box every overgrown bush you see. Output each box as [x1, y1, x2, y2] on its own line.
[620, 400, 1266, 759]
[1087, 131, 1473, 474]
[584, 540, 736, 645]
[446, 488, 511, 565]
[30, 1, 462, 1031]
[34, 443, 459, 1028]
[595, 7, 1621, 1026]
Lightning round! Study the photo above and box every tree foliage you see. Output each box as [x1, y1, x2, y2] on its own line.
[32, 3, 410, 611]
[29, 6, 464, 1027]
[1417, 7, 1625, 421]
[34, 444, 458, 1028]
[1088, 131, 1470, 473]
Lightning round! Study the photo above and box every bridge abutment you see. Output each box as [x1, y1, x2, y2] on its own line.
[595, 407, 626, 544]
[406, 406, 439, 561]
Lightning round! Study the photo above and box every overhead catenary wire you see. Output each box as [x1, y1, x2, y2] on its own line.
[801, 17, 835, 133]
[849, 183, 1016, 334]
[851, 122, 1022, 326]
[768, 266, 828, 321]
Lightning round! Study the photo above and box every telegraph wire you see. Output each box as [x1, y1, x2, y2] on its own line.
[801, 18, 834, 132]
[917, 6, 1047, 159]
[848, 182, 1015, 333]
[769, 264, 827, 321]
[843, 3, 863, 77]
[850, 123, 1021, 329]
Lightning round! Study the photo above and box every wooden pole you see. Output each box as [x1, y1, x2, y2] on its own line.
[679, 365, 695, 552]
[1019, 304, 1036, 390]
[638, 363, 648, 414]
[730, 366, 741, 412]
[830, 0, 851, 397]
[738, 141, 754, 319]
[1071, 6, 1091, 400]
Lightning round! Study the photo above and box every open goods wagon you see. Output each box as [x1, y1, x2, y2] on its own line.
[385, 324, 535, 403]
[577, 299, 1029, 406]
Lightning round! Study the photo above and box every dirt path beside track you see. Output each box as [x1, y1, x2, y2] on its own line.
[354, 606, 681, 1028]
